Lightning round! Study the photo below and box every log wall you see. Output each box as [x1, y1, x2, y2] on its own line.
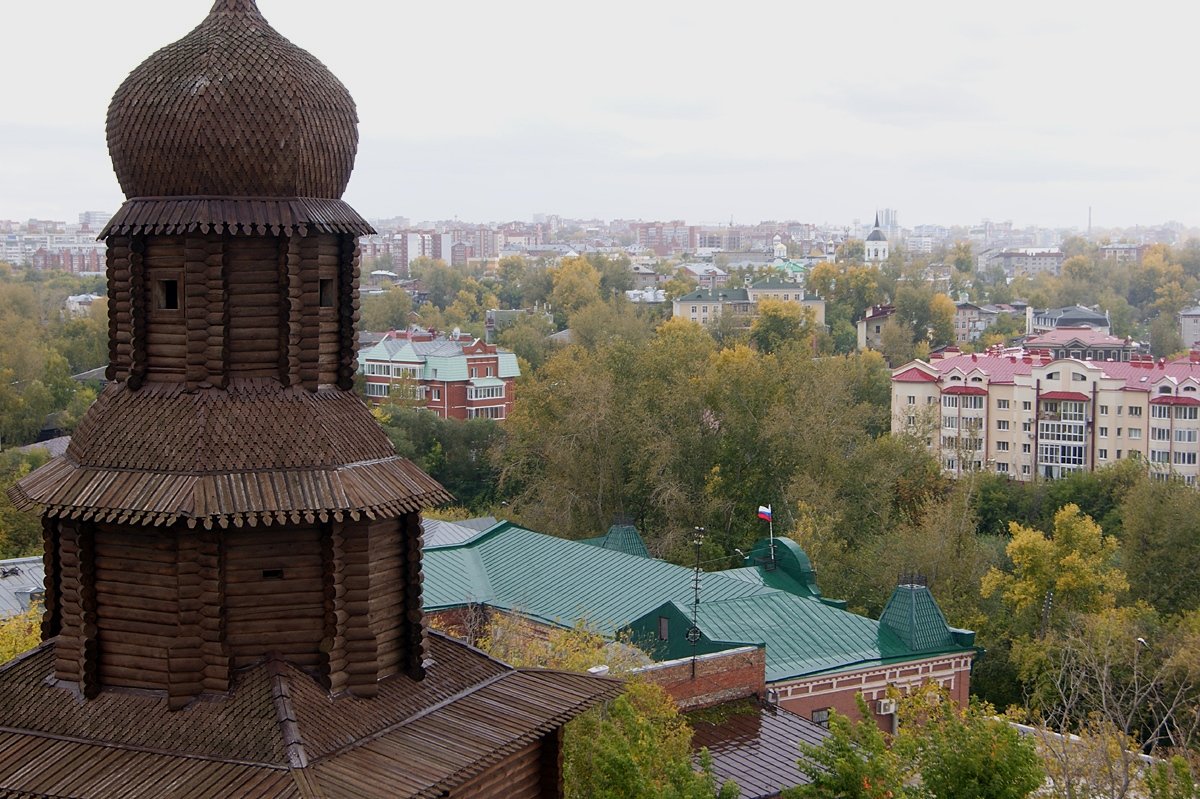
[225, 236, 284, 379]
[142, 236, 188, 380]
[94, 526, 178, 690]
[106, 236, 132, 381]
[224, 526, 325, 669]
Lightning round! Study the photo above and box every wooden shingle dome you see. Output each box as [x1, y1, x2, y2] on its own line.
[108, 0, 358, 200]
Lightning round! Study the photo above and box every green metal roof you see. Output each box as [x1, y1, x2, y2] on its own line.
[421, 523, 974, 683]
[468, 377, 506, 388]
[497, 352, 520, 378]
[422, 356, 467, 381]
[878, 583, 974, 652]
[579, 524, 650, 558]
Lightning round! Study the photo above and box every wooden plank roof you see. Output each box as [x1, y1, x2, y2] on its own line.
[9, 381, 453, 528]
[0, 634, 619, 799]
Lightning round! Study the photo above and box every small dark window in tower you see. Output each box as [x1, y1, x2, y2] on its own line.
[319, 278, 335, 308]
[156, 279, 180, 310]
[261, 568, 285, 580]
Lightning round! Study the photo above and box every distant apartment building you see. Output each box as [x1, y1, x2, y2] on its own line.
[1181, 306, 1200, 348]
[630, 263, 659, 290]
[359, 328, 519, 420]
[672, 278, 824, 328]
[1028, 305, 1110, 335]
[1100, 243, 1147, 264]
[977, 247, 1064, 278]
[857, 304, 896, 351]
[680, 263, 729, 289]
[633, 221, 697, 256]
[1023, 327, 1140, 362]
[953, 302, 993, 344]
[892, 349, 1200, 484]
[393, 230, 453, 274]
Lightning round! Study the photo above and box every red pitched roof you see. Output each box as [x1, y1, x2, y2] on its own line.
[893, 367, 937, 383]
[1040, 391, 1089, 402]
[942, 385, 987, 395]
[1149, 395, 1200, 406]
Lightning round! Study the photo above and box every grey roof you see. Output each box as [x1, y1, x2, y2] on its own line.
[423, 518, 498, 549]
[676, 287, 751, 302]
[691, 702, 829, 798]
[0, 557, 45, 618]
[16, 437, 70, 459]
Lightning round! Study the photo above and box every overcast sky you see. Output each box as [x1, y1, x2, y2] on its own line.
[3, 1, 1197, 230]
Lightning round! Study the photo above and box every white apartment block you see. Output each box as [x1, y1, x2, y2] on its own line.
[892, 350, 1200, 484]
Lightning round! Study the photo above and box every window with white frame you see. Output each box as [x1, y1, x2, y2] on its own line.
[1174, 451, 1198, 465]
[1129, 428, 1142, 440]
[1150, 450, 1170, 464]
[467, 406, 506, 420]
[996, 462, 1009, 473]
[997, 441, 1009, 451]
[468, 384, 505, 401]
[942, 396, 959, 408]
[997, 399, 1010, 409]
[1129, 406, 1143, 417]
[1152, 427, 1171, 441]
[1175, 428, 1198, 443]
[365, 382, 389, 397]
[997, 420, 1009, 431]
[1152, 405, 1171, 419]
[1177, 406, 1199, 420]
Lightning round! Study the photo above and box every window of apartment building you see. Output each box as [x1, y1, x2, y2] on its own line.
[487, 366, 494, 377]
[996, 462, 1009, 473]
[907, 415, 916, 427]
[467, 406, 506, 420]
[1177, 406, 1199, 420]
[945, 458, 957, 471]
[811, 708, 831, 728]
[1022, 443, 1031, 453]
[1099, 405, 1109, 415]
[997, 420, 1009, 431]
[1151, 450, 1170, 464]
[907, 395, 916, 406]
[997, 399, 1010, 409]
[1129, 428, 1142, 440]
[1022, 464, 1031, 475]
[943, 416, 958, 430]
[927, 396, 936, 404]
[997, 441, 1009, 451]
[365, 382, 389, 398]
[431, 388, 441, 401]
[470, 367, 478, 378]
[1152, 427, 1171, 441]
[962, 396, 984, 410]
[468, 385, 505, 401]
[1098, 449, 1108, 460]
[691, 306, 697, 313]
[1175, 451, 1198, 466]
[1117, 449, 1123, 458]
[1099, 427, 1108, 437]
[1129, 406, 1143, 417]
[1152, 405, 1171, 419]
[1176, 428, 1198, 443]
[942, 396, 959, 408]
[1022, 420, 1032, 432]
[1022, 401, 1032, 411]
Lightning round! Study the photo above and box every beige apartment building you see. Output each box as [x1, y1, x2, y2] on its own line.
[893, 350, 1200, 484]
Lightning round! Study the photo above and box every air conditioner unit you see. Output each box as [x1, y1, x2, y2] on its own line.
[876, 699, 898, 715]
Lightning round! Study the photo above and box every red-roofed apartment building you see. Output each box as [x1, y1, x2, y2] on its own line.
[893, 348, 1200, 484]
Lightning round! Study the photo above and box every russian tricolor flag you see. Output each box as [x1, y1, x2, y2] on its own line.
[757, 505, 772, 521]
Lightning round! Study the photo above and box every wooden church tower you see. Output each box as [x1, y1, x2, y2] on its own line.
[1, 3, 615, 796]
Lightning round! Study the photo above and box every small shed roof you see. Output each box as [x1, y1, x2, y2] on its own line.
[0, 557, 45, 618]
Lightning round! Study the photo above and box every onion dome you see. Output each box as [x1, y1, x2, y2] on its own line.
[102, 0, 372, 236]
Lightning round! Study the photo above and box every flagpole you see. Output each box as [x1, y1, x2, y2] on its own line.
[768, 505, 775, 563]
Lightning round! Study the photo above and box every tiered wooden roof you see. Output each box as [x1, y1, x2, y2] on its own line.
[0, 633, 620, 798]
[9, 381, 452, 528]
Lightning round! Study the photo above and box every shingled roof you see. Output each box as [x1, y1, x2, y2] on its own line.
[0, 633, 620, 799]
[102, 0, 372, 237]
[9, 381, 453, 528]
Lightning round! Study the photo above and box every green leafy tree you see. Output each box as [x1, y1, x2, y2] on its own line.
[981, 504, 1128, 637]
[564, 682, 737, 799]
[900, 685, 1043, 799]
[784, 694, 916, 799]
[360, 286, 414, 332]
[1146, 757, 1200, 799]
[550, 257, 603, 326]
[749, 299, 813, 354]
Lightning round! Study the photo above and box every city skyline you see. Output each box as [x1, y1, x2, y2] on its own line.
[4, 0, 1197, 229]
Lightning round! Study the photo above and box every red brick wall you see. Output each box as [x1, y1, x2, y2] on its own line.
[636, 647, 765, 711]
[774, 654, 975, 731]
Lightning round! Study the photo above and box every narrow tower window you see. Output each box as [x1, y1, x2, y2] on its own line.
[155, 278, 180, 310]
[319, 278, 335, 308]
